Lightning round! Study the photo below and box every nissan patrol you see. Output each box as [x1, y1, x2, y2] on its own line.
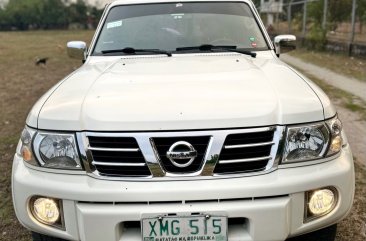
[12, 1, 355, 241]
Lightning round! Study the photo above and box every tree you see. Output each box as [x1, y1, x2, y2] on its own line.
[68, 0, 88, 26]
[308, 0, 352, 30]
[39, 0, 68, 29]
[4, 0, 41, 29]
[3, 0, 68, 29]
[358, 0, 366, 33]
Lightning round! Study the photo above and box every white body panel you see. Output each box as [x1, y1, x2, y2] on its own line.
[30, 52, 335, 131]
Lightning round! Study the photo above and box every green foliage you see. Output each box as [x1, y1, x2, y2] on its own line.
[358, 0, 366, 25]
[3, 0, 68, 29]
[308, 0, 323, 23]
[327, 0, 352, 29]
[305, 24, 327, 50]
[307, 0, 353, 29]
[251, 0, 261, 7]
[0, 0, 103, 30]
[0, 8, 5, 26]
[68, 0, 88, 25]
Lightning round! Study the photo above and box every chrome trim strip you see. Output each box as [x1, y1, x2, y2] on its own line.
[92, 161, 146, 167]
[76, 126, 282, 181]
[266, 126, 286, 171]
[219, 156, 271, 164]
[89, 147, 139, 152]
[224, 141, 275, 149]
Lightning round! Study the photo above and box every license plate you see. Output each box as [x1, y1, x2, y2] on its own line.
[142, 215, 227, 241]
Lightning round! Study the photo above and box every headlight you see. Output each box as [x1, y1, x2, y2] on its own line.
[17, 127, 82, 170]
[282, 116, 343, 164]
[33, 132, 82, 170]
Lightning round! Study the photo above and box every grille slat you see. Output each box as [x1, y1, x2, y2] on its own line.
[95, 165, 151, 176]
[88, 136, 151, 177]
[152, 136, 210, 173]
[89, 147, 139, 152]
[214, 130, 275, 174]
[219, 156, 271, 164]
[92, 161, 147, 167]
[88, 136, 139, 148]
[214, 160, 269, 174]
[224, 141, 274, 149]
[224, 131, 274, 145]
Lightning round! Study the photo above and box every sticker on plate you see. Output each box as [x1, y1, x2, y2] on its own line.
[107, 20, 123, 29]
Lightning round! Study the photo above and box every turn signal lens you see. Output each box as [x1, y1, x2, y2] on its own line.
[18, 127, 38, 165]
[30, 197, 62, 227]
[21, 146, 33, 162]
[330, 136, 342, 153]
[305, 187, 337, 222]
[326, 117, 343, 156]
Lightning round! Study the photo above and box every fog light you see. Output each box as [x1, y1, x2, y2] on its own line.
[305, 187, 337, 222]
[30, 197, 62, 227]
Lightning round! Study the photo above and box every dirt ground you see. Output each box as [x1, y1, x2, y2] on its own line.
[0, 31, 365, 241]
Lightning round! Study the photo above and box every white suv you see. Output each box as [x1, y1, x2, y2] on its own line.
[12, 1, 355, 241]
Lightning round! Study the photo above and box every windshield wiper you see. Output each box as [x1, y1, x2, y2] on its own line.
[176, 44, 256, 58]
[101, 47, 172, 57]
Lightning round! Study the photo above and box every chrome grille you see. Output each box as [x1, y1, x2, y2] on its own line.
[87, 136, 151, 177]
[151, 136, 211, 173]
[214, 130, 275, 174]
[77, 126, 284, 180]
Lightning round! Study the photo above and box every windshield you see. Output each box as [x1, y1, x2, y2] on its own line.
[93, 2, 269, 55]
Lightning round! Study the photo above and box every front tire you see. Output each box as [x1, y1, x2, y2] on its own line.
[32, 232, 68, 241]
[287, 224, 337, 241]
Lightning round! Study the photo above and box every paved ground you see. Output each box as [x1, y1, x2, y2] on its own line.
[281, 54, 366, 102]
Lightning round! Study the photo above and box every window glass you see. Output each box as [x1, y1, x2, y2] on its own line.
[93, 2, 269, 55]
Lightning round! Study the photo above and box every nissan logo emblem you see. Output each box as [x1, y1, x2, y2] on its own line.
[166, 141, 198, 168]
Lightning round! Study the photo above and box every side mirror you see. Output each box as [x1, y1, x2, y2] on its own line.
[274, 35, 296, 57]
[67, 41, 87, 60]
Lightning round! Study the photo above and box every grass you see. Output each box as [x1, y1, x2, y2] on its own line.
[289, 49, 366, 82]
[0, 30, 364, 241]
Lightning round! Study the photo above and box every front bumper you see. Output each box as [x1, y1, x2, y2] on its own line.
[12, 145, 355, 241]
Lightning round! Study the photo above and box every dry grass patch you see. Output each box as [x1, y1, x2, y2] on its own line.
[289, 49, 366, 82]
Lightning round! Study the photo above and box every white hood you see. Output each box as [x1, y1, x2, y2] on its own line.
[30, 52, 334, 131]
